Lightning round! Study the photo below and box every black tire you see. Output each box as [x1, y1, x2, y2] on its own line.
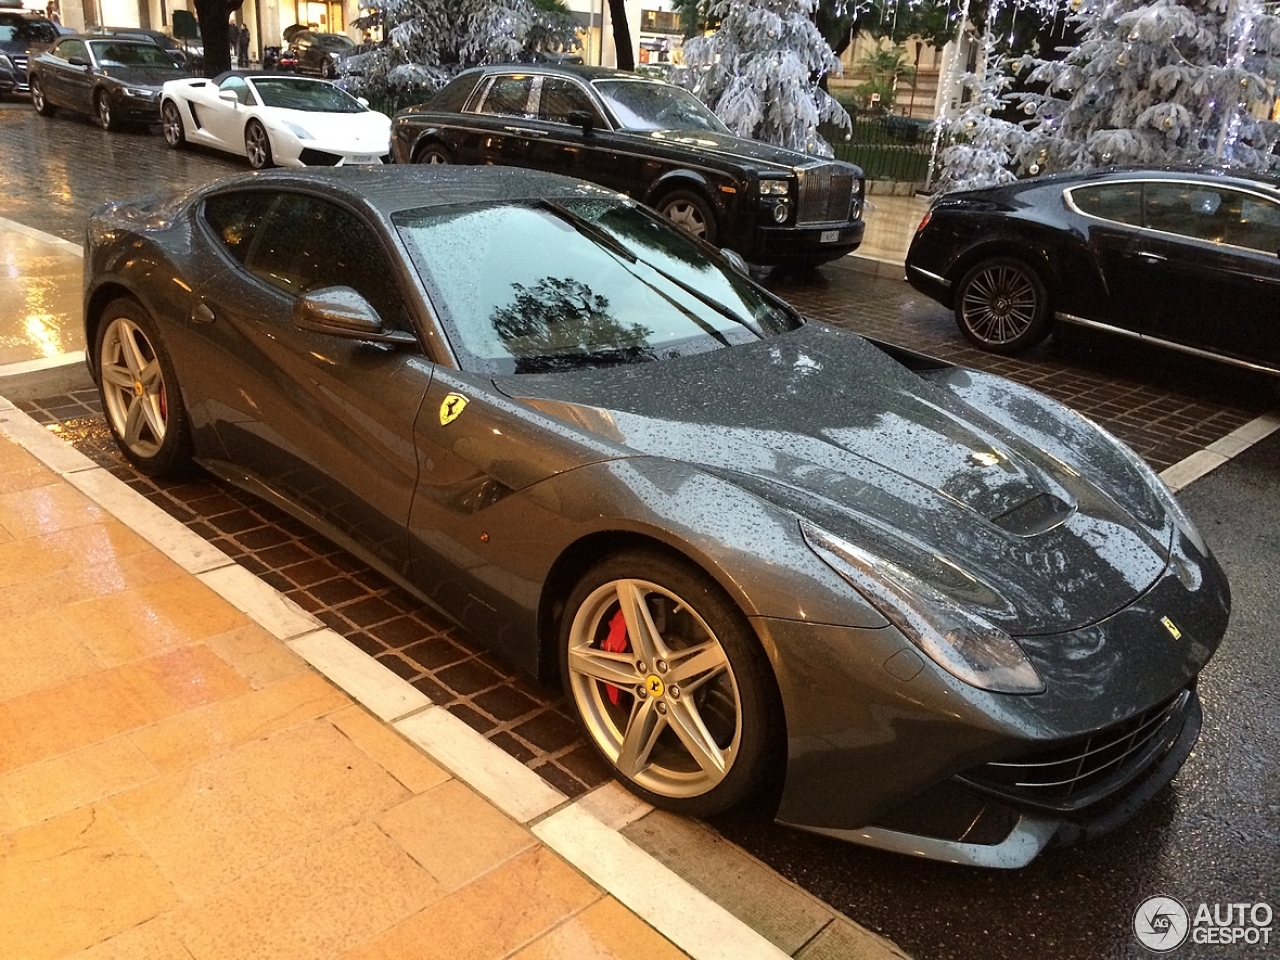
[953, 257, 1052, 354]
[321, 57, 336, 79]
[161, 100, 186, 148]
[658, 189, 717, 245]
[30, 76, 55, 116]
[244, 119, 273, 169]
[95, 90, 119, 131]
[559, 550, 780, 817]
[414, 142, 452, 165]
[94, 298, 194, 478]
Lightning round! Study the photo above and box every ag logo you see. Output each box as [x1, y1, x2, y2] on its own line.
[1134, 895, 1189, 952]
[439, 393, 468, 426]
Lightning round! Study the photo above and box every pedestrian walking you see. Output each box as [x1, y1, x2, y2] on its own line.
[238, 25, 250, 66]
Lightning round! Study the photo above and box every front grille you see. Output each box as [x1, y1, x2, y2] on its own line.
[298, 148, 342, 166]
[958, 688, 1191, 812]
[12, 54, 28, 89]
[795, 165, 857, 225]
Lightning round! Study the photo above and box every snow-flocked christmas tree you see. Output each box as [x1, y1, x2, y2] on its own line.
[935, 0, 1280, 190]
[342, 0, 576, 106]
[678, 0, 850, 156]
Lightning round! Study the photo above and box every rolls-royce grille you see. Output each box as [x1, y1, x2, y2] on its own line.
[957, 689, 1191, 811]
[795, 166, 857, 225]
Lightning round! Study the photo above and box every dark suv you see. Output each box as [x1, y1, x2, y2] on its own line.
[0, 8, 59, 96]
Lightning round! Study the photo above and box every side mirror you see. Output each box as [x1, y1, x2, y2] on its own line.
[294, 286, 384, 337]
[218, 89, 238, 104]
[357, 96, 369, 107]
[567, 109, 594, 135]
[68, 56, 88, 67]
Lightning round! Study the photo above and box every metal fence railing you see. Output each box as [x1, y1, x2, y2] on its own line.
[825, 112, 938, 183]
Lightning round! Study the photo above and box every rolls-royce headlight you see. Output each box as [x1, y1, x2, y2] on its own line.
[771, 201, 789, 223]
[801, 520, 1044, 694]
[758, 178, 789, 196]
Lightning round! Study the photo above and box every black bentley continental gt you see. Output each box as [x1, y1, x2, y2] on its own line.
[84, 166, 1229, 867]
[906, 167, 1280, 374]
[389, 64, 866, 269]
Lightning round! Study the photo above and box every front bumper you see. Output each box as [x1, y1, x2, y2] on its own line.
[742, 219, 867, 267]
[111, 90, 163, 122]
[757, 537, 1228, 866]
[278, 137, 390, 167]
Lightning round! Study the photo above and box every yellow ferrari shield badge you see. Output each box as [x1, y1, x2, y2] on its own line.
[439, 393, 469, 426]
[1160, 616, 1182, 640]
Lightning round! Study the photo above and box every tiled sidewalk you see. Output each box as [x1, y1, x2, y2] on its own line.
[0, 423, 694, 960]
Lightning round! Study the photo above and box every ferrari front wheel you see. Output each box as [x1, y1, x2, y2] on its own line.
[95, 298, 193, 477]
[561, 551, 779, 817]
[161, 100, 186, 148]
[245, 119, 274, 169]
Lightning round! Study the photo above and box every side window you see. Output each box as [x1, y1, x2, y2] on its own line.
[54, 39, 87, 62]
[243, 194, 411, 331]
[219, 76, 252, 105]
[477, 75, 534, 117]
[1226, 194, 1280, 253]
[1143, 183, 1239, 243]
[537, 78, 602, 125]
[431, 74, 477, 113]
[202, 191, 273, 264]
[1069, 183, 1142, 226]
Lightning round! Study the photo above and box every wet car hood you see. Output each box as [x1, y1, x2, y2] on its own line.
[496, 324, 1173, 636]
[637, 128, 845, 172]
[101, 65, 188, 87]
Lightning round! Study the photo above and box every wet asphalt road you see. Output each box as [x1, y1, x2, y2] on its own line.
[2, 98, 1276, 960]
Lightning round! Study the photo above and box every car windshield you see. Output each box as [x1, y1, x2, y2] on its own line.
[88, 39, 178, 67]
[394, 197, 799, 374]
[250, 77, 365, 112]
[592, 79, 728, 133]
[310, 33, 354, 50]
[0, 16, 60, 43]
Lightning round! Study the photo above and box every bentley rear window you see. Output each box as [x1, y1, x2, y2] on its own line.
[394, 198, 798, 374]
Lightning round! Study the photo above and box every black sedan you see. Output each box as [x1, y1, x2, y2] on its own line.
[289, 30, 355, 78]
[390, 64, 866, 269]
[0, 7, 58, 96]
[29, 33, 189, 129]
[84, 166, 1229, 867]
[905, 167, 1280, 374]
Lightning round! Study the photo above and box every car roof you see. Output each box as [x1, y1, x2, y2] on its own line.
[968, 166, 1280, 200]
[201, 166, 625, 218]
[460, 62, 667, 85]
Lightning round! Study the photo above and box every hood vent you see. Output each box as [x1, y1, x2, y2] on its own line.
[990, 493, 1074, 537]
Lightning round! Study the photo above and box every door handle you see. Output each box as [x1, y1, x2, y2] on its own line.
[501, 126, 545, 137]
[191, 302, 215, 323]
[1135, 251, 1167, 263]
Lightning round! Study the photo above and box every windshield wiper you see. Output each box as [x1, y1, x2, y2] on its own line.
[538, 200, 636, 263]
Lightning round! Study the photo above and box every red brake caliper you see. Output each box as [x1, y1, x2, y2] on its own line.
[601, 609, 630, 705]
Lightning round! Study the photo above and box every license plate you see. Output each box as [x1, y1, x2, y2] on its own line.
[820, 230, 840, 243]
[349, 154, 376, 164]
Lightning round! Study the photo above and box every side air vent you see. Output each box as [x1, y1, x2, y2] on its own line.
[990, 492, 1074, 536]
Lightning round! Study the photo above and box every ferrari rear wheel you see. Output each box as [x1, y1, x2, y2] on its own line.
[30, 77, 55, 116]
[96, 90, 119, 132]
[954, 257, 1051, 354]
[658, 189, 717, 245]
[161, 100, 186, 148]
[414, 143, 452, 165]
[245, 119, 274, 169]
[561, 551, 779, 817]
[95, 298, 193, 477]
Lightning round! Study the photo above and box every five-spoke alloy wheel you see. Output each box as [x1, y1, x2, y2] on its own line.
[954, 257, 1051, 354]
[245, 119, 274, 169]
[161, 100, 186, 148]
[30, 77, 55, 116]
[561, 552, 777, 816]
[95, 298, 192, 477]
[95, 90, 118, 132]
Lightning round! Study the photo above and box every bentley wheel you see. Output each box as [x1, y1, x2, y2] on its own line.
[414, 143, 452, 165]
[954, 257, 1051, 353]
[245, 119, 274, 169]
[95, 298, 193, 477]
[30, 77, 55, 116]
[96, 91, 118, 132]
[659, 190, 717, 245]
[561, 552, 778, 817]
[161, 100, 186, 148]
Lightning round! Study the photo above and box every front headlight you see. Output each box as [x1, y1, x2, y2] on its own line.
[0, 54, 13, 71]
[122, 87, 157, 98]
[801, 520, 1045, 694]
[758, 178, 789, 196]
[283, 121, 314, 140]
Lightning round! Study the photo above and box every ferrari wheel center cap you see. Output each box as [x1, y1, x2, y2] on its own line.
[645, 675, 665, 698]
